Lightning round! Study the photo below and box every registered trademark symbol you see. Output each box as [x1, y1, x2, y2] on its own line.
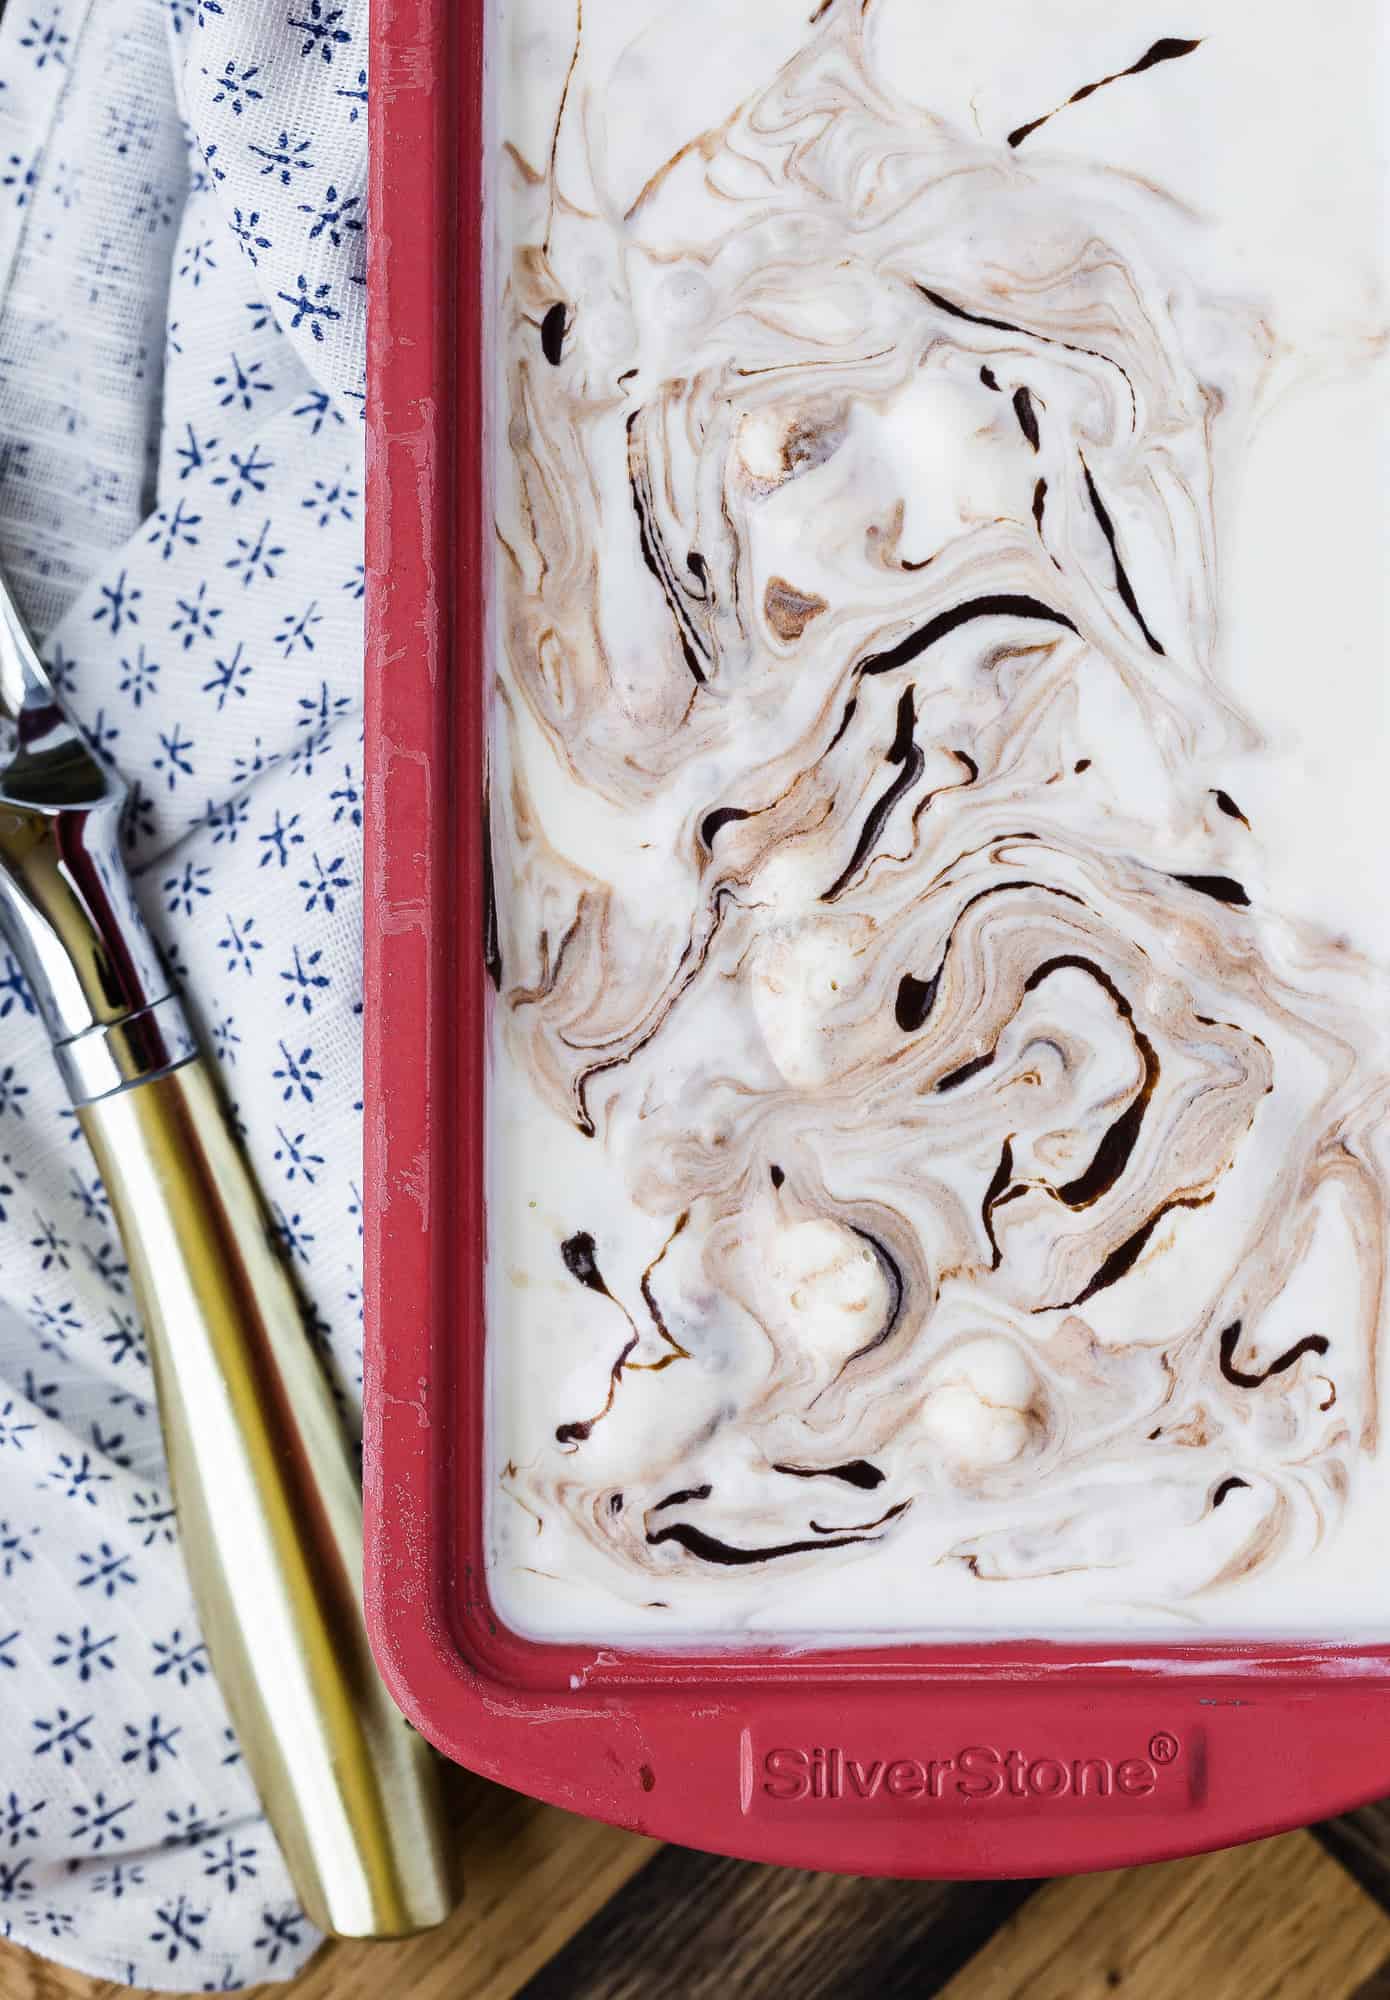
[1149, 1731, 1180, 1764]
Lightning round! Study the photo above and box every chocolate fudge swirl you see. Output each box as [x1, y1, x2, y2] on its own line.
[489, 7, 1389, 1622]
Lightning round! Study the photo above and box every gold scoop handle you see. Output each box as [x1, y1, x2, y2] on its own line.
[79, 1058, 453, 1939]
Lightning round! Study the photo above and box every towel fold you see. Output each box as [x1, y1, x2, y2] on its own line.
[0, 0, 370, 1987]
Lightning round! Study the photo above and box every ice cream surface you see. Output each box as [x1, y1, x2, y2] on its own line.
[484, 0, 1390, 1640]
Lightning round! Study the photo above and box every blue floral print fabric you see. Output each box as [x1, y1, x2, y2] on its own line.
[0, 0, 370, 1986]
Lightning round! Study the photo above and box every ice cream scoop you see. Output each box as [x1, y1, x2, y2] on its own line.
[0, 568, 453, 1937]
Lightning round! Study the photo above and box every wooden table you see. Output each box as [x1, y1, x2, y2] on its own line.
[7, 1776, 1390, 2000]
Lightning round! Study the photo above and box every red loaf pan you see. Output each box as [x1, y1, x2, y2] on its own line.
[364, 0, 1390, 1875]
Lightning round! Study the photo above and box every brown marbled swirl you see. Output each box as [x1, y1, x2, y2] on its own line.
[486, 5, 1390, 1628]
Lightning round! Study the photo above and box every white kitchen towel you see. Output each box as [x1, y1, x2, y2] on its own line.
[0, 0, 372, 1987]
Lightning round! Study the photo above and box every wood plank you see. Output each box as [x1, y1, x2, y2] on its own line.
[9, 1802, 1387, 2000]
[935, 1829, 1390, 2000]
[514, 1847, 1038, 2000]
[0, 1772, 656, 2000]
[1319, 1805, 1390, 1915]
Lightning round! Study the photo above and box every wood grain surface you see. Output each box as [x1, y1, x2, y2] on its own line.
[1319, 1804, 1390, 1913]
[514, 1843, 1037, 2000]
[935, 1830, 1390, 2000]
[7, 1786, 1390, 2000]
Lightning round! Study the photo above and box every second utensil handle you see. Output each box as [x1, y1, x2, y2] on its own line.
[79, 1057, 452, 1939]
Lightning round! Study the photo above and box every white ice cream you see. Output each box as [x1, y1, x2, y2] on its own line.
[483, 0, 1390, 1641]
